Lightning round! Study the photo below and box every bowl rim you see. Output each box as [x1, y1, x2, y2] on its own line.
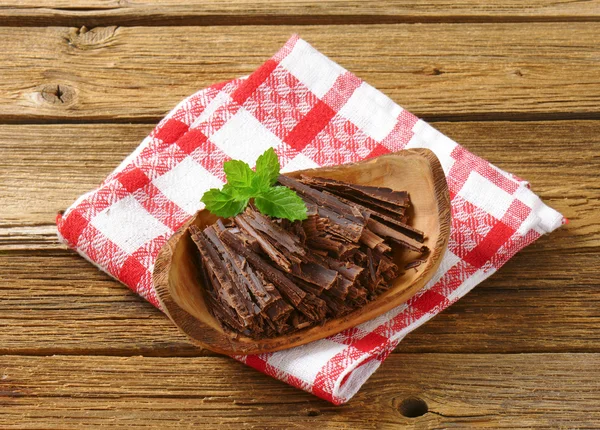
[153, 148, 451, 355]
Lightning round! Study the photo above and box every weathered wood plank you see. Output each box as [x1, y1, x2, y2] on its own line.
[2, 121, 598, 253]
[1, 1, 600, 26]
[1, 244, 598, 356]
[1, 353, 599, 428]
[0, 123, 149, 231]
[0, 24, 599, 122]
[0, 251, 202, 357]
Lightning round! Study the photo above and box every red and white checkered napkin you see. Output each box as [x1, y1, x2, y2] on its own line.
[57, 35, 564, 404]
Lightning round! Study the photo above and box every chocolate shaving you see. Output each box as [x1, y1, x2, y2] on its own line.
[193, 174, 429, 339]
[265, 298, 294, 323]
[339, 191, 407, 217]
[190, 227, 255, 326]
[327, 276, 352, 300]
[299, 175, 408, 218]
[347, 284, 368, 303]
[367, 219, 428, 253]
[314, 205, 365, 242]
[220, 229, 305, 307]
[242, 205, 306, 257]
[300, 175, 409, 207]
[359, 227, 386, 249]
[366, 248, 376, 281]
[324, 191, 425, 242]
[234, 214, 292, 272]
[291, 262, 339, 290]
[204, 225, 273, 311]
[405, 258, 427, 271]
[278, 175, 364, 223]
[324, 256, 364, 283]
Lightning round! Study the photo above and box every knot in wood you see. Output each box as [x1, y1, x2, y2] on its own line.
[40, 84, 75, 105]
[306, 408, 320, 417]
[424, 66, 444, 76]
[66, 26, 118, 49]
[398, 397, 428, 418]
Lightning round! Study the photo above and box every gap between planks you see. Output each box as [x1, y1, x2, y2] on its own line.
[1, 0, 600, 27]
[3, 111, 600, 125]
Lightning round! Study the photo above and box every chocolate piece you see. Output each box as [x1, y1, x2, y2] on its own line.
[291, 262, 339, 290]
[326, 276, 351, 300]
[204, 225, 273, 311]
[193, 174, 428, 339]
[340, 189, 406, 214]
[376, 252, 400, 283]
[306, 233, 359, 259]
[315, 205, 365, 242]
[220, 229, 305, 307]
[324, 191, 425, 242]
[291, 276, 326, 296]
[299, 175, 408, 218]
[206, 292, 245, 334]
[405, 259, 427, 271]
[367, 219, 428, 253]
[322, 292, 353, 315]
[300, 175, 409, 207]
[190, 226, 256, 326]
[242, 206, 306, 258]
[324, 256, 364, 283]
[278, 175, 364, 223]
[366, 248, 377, 283]
[359, 227, 386, 249]
[296, 292, 328, 321]
[374, 241, 393, 255]
[234, 215, 292, 272]
[347, 284, 368, 303]
[265, 297, 294, 322]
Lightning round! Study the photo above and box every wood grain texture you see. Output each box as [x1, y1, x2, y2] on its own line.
[0, 124, 149, 229]
[0, 251, 199, 357]
[2, 1, 600, 26]
[0, 24, 599, 122]
[1, 353, 599, 428]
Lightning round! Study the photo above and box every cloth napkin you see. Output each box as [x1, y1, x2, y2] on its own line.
[56, 35, 564, 404]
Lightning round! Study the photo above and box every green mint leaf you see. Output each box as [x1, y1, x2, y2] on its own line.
[201, 148, 307, 221]
[251, 173, 271, 195]
[254, 186, 308, 221]
[201, 186, 248, 218]
[228, 183, 257, 201]
[223, 159, 255, 191]
[254, 147, 280, 188]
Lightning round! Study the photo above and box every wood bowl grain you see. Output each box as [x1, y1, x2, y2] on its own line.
[153, 148, 451, 355]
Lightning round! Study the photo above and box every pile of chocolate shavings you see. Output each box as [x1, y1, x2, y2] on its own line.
[189, 175, 429, 339]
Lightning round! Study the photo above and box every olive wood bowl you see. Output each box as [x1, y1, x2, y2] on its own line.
[153, 148, 451, 355]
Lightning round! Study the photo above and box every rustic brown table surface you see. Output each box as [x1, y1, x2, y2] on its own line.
[1, 1, 600, 428]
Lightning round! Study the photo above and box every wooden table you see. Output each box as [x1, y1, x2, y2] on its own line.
[1, 2, 599, 428]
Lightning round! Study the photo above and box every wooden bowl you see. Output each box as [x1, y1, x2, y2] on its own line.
[153, 148, 451, 355]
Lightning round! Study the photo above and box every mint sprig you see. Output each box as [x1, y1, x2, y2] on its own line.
[254, 186, 307, 220]
[200, 148, 307, 221]
[200, 184, 248, 218]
